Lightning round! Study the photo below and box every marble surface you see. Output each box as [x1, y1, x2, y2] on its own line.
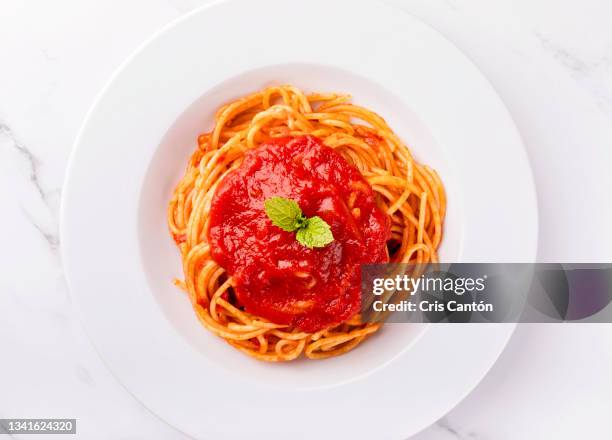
[1, 0, 612, 438]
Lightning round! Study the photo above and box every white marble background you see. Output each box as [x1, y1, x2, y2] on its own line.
[1, 0, 612, 438]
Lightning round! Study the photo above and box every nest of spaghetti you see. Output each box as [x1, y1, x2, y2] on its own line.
[168, 85, 445, 361]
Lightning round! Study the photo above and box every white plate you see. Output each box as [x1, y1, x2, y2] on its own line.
[61, 0, 538, 438]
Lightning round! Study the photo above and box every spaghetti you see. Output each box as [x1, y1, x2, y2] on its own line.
[168, 85, 445, 361]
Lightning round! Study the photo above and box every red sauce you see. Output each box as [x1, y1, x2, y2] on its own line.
[208, 135, 390, 332]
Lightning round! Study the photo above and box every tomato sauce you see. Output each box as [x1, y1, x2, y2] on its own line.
[208, 135, 390, 332]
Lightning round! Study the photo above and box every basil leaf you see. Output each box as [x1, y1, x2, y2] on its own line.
[295, 216, 334, 249]
[264, 197, 304, 232]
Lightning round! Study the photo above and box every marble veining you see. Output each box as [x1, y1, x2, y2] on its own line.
[535, 31, 612, 116]
[0, 122, 46, 200]
[436, 418, 480, 440]
[0, 120, 62, 256]
[1, 1, 611, 439]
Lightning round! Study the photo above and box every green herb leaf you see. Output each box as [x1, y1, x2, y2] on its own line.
[295, 216, 334, 249]
[264, 197, 304, 232]
[264, 197, 335, 249]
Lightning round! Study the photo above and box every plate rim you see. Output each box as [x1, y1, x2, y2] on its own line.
[60, 0, 538, 438]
